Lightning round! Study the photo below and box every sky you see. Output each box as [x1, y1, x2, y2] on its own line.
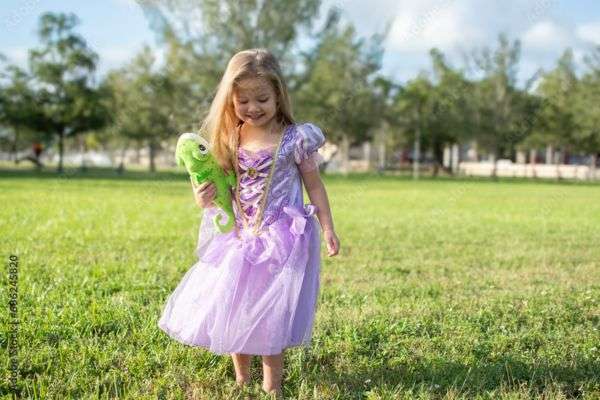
[2, 0, 600, 87]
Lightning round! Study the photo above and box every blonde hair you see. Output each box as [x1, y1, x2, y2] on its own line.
[198, 48, 295, 173]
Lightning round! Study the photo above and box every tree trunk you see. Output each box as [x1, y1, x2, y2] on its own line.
[491, 152, 498, 180]
[413, 122, 421, 180]
[57, 129, 65, 174]
[117, 140, 129, 174]
[529, 148, 537, 179]
[149, 141, 156, 172]
[12, 128, 20, 164]
[431, 141, 444, 177]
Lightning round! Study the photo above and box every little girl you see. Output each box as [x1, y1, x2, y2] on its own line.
[158, 48, 340, 396]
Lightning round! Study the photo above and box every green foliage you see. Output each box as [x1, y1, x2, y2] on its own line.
[0, 12, 109, 172]
[0, 65, 46, 153]
[103, 46, 177, 172]
[469, 34, 530, 160]
[528, 49, 578, 153]
[138, 0, 323, 131]
[3, 5, 600, 173]
[142, 1, 390, 147]
[393, 49, 476, 173]
[294, 6, 389, 144]
[571, 47, 600, 157]
[140, 0, 321, 62]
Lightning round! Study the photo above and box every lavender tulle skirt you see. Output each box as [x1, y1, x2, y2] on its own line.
[158, 204, 321, 356]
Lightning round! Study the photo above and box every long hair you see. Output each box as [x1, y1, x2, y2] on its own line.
[198, 48, 295, 173]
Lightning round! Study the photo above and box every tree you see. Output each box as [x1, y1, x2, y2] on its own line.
[27, 12, 106, 173]
[294, 7, 389, 173]
[140, 0, 320, 64]
[427, 48, 476, 176]
[470, 34, 533, 178]
[571, 46, 600, 177]
[126, 0, 352, 172]
[0, 65, 44, 165]
[104, 46, 177, 172]
[138, 0, 323, 132]
[137, 1, 390, 174]
[395, 74, 433, 179]
[392, 49, 475, 178]
[527, 49, 578, 178]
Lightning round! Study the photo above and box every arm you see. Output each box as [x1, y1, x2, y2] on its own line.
[300, 168, 334, 232]
[300, 167, 340, 256]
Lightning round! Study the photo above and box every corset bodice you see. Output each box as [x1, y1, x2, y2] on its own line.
[236, 146, 277, 228]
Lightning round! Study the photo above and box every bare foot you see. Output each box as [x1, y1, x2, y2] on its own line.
[236, 376, 251, 388]
[261, 352, 284, 398]
[231, 353, 252, 389]
[262, 383, 283, 398]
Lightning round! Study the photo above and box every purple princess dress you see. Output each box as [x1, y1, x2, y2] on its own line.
[158, 122, 326, 356]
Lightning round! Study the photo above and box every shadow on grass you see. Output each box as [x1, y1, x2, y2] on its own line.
[304, 353, 597, 398]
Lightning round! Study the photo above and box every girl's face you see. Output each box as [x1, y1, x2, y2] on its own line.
[232, 77, 278, 128]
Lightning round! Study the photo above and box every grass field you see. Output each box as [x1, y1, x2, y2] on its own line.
[1, 167, 599, 399]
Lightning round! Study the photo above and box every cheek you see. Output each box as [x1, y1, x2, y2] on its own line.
[266, 99, 277, 113]
[234, 103, 247, 114]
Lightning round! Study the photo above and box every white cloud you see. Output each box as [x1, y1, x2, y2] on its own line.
[575, 21, 600, 44]
[385, 0, 482, 52]
[522, 20, 571, 50]
[96, 44, 165, 75]
[572, 48, 586, 65]
[2, 47, 28, 67]
[99, 45, 141, 66]
[111, 0, 142, 9]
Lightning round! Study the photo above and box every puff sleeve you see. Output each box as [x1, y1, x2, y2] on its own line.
[294, 123, 326, 172]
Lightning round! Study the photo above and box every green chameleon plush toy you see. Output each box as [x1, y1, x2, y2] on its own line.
[175, 132, 237, 233]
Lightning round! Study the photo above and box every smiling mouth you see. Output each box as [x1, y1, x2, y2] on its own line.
[248, 114, 264, 119]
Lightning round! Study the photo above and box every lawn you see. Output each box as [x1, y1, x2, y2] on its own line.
[1, 167, 599, 399]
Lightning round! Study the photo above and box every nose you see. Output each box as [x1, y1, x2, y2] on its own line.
[248, 101, 262, 111]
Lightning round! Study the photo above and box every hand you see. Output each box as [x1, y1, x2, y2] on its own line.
[191, 180, 216, 208]
[323, 228, 340, 257]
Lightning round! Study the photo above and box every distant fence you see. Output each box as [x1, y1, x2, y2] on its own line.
[459, 161, 599, 180]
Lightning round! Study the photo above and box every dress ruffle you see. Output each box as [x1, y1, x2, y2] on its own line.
[202, 203, 318, 274]
[298, 151, 325, 173]
[293, 123, 326, 165]
[157, 203, 321, 355]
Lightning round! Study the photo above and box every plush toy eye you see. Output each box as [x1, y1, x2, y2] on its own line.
[195, 136, 210, 156]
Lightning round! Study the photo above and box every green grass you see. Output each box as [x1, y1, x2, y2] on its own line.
[1, 167, 599, 399]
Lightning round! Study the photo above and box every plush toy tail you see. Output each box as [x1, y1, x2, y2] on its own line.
[214, 209, 235, 233]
